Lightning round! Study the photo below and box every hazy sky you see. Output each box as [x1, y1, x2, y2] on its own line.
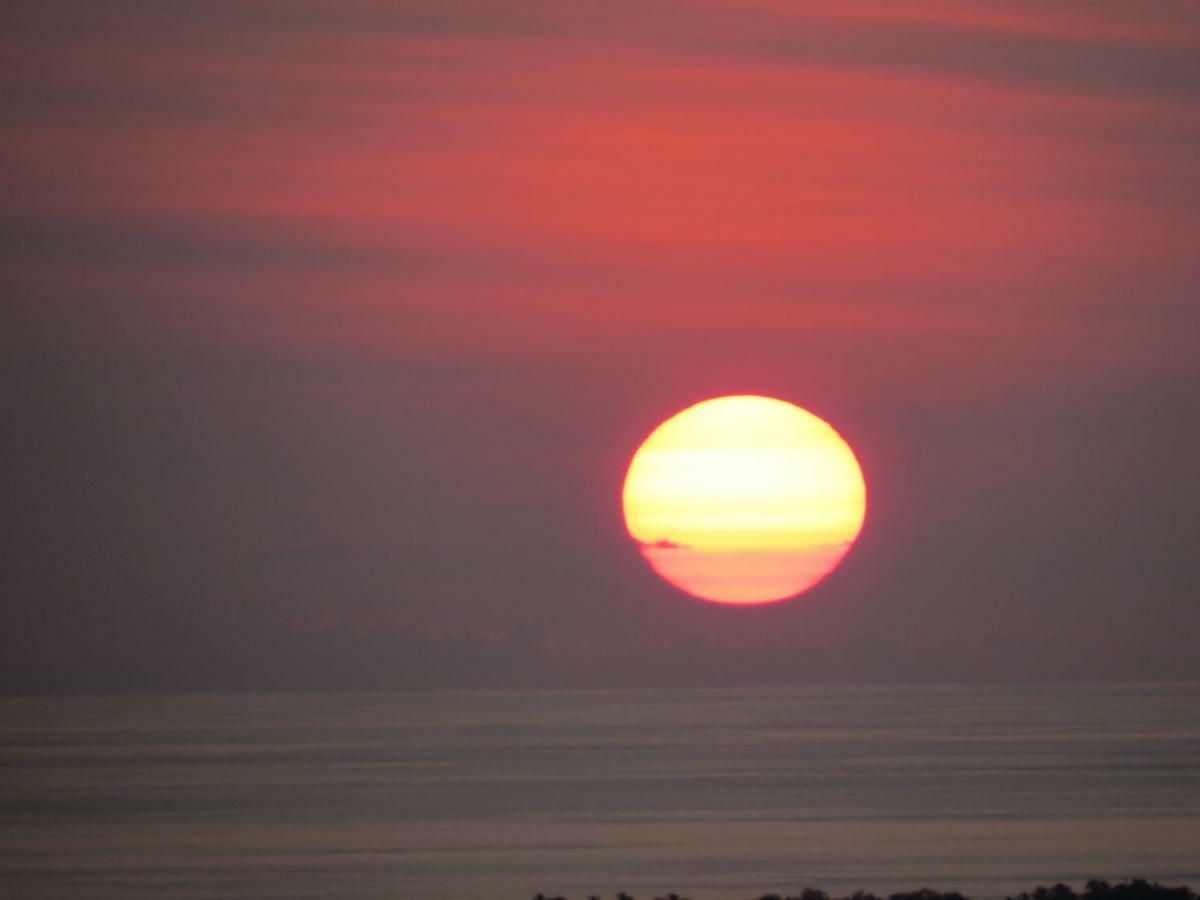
[4, 1, 1199, 690]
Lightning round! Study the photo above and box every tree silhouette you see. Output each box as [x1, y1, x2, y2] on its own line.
[534, 879, 1195, 900]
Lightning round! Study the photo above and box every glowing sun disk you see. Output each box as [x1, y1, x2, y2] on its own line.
[622, 395, 866, 604]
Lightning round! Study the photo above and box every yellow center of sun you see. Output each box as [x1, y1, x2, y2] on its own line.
[622, 395, 866, 604]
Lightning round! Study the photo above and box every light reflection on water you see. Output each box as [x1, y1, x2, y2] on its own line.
[2, 683, 1199, 899]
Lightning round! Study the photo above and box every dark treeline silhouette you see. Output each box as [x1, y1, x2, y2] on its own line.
[533, 879, 1197, 900]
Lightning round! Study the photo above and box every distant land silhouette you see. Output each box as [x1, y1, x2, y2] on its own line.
[532, 879, 1197, 900]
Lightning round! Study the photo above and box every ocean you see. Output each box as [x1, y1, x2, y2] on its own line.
[2, 683, 1198, 899]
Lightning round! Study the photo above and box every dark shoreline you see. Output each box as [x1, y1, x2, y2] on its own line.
[533, 879, 1198, 900]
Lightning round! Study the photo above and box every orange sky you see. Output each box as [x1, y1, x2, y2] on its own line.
[4, 1, 1200, 688]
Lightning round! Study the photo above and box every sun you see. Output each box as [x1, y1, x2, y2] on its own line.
[622, 395, 866, 605]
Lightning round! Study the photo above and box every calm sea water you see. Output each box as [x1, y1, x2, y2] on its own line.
[2, 684, 1199, 900]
